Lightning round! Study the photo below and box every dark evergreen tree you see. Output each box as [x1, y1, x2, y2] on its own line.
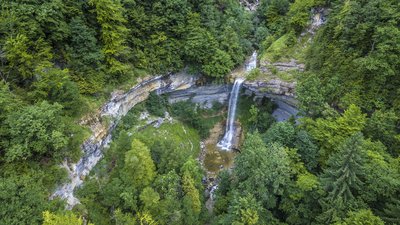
[319, 133, 366, 223]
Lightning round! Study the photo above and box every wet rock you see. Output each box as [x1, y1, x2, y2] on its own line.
[240, 0, 259, 11]
[243, 79, 297, 107]
[139, 111, 149, 120]
[302, 7, 328, 36]
[168, 85, 230, 109]
[154, 118, 164, 128]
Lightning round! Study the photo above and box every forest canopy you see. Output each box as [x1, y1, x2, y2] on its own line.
[0, 0, 399, 224]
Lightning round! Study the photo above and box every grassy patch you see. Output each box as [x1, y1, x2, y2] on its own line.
[276, 70, 296, 82]
[261, 33, 297, 63]
[133, 121, 201, 157]
[170, 101, 225, 139]
[260, 31, 312, 64]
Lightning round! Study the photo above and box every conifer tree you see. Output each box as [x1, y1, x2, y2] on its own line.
[319, 133, 366, 223]
[122, 139, 156, 189]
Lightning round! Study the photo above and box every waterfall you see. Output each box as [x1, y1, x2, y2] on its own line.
[217, 78, 244, 150]
[246, 51, 257, 71]
[217, 51, 257, 150]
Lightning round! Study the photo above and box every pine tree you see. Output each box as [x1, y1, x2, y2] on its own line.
[380, 198, 400, 224]
[319, 133, 366, 223]
[89, 0, 131, 80]
[122, 139, 156, 189]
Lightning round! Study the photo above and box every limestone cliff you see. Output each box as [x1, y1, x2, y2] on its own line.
[52, 69, 298, 209]
[243, 79, 297, 107]
[168, 85, 230, 108]
[52, 72, 197, 208]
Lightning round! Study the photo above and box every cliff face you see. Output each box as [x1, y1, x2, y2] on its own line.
[243, 79, 297, 107]
[52, 72, 198, 208]
[52, 70, 297, 208]
[168, 85, 230, 108]
[166, 79, 297, 108]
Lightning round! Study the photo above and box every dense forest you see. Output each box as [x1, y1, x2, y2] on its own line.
[0, 0, 399, 224]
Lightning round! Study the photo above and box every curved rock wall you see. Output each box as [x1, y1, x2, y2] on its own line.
[168, 85, 230, 108]
[52, 72, 198, 208]
[53, 70, 297, 209]
[243, 79, 297, 107]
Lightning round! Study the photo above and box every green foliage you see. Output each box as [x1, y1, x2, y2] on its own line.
[321, 133, 365, 204]
[42, 211, 90, 225]
[288, 0, 325, 33]
[182, 170, 201, 224]
[380, 198, 400, 224]
[114, 209, 136, 225]
[318, 133, 366, 223]
[227, 193, 263, 225]
[3, 34, 52, 85]
[261, 32, 297, 62]
[304, 104, 367, 163]
[89, 0, 131, 80]
[364, 110, 400, 156]
[133, 122, 201, 172]
[151, 140, 193, 174]
[30, 67, 83, 116]
[0, 81, 21, 125]
[238, 95, 277, 133]
[235, 132, 291, 208]
[76, 113, 204, 225]
[67, 16, 105, 94]
[220, 26, 245, 65]
[264, 121, 296, 147]
[306, 0, 400, 112]
[122, 139, 156, 189]
[3, 101, 72, 162]
[0, 0, 398, 224]
[145, 92, 168, 117]
[170, 100, 222, 138]
[296, 73, 326, 117]
[0, 174, 48, 225]
[202, 49, 234, 78]
[246, 68, 262, 81]
[294, 130, 319, 171]
[335, 209, 384, 225]
[140, 187, 160, 212]
[257, 0, 290, 35]
[360, 140, 400, 204]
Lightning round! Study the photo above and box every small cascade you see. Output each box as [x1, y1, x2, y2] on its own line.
[246, 51, 257, 71]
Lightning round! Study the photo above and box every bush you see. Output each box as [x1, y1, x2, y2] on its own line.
[247, 68, 262, 81]
[145, 92, 168, 117]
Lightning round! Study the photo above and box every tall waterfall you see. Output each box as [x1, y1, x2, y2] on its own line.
[218, 51, 257, 150]
[217, 78, 245, 150]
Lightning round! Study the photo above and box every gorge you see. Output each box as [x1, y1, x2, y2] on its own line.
[52, 54, 298, 209]
[2, 0, 398, 224]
